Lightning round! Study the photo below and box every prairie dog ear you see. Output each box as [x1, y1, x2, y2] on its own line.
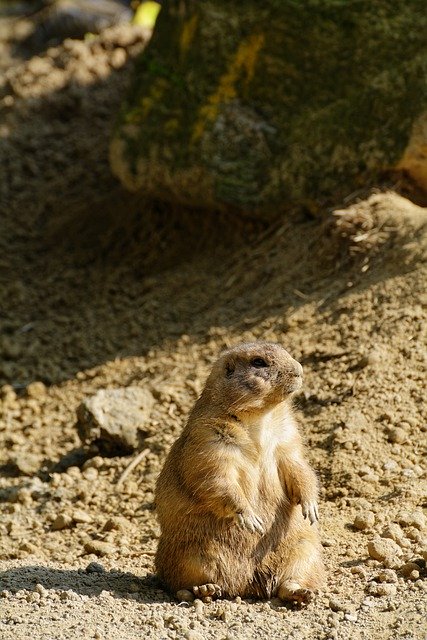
[225, 362, 235, 378]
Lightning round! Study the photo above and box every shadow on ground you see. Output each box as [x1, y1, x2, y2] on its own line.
[0, 17, 424, 390]
[0, 565, 171, 602]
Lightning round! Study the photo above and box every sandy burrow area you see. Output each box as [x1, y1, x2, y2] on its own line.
[0, 12, 426, 640]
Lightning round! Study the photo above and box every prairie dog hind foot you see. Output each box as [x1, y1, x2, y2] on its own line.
[176, 583, 222, 603]
[278, 581, 315, 605]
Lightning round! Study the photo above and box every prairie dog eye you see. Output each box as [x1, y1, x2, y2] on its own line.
[225, 363, 235, 378]
[251, 357, 268, 368]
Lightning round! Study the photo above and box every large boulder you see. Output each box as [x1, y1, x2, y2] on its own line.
[110, 0, 427, 216]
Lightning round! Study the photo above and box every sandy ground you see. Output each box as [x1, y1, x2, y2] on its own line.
[0, 8, 426, 640]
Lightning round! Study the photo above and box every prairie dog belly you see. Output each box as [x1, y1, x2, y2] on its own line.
[241, 405, 298, 502]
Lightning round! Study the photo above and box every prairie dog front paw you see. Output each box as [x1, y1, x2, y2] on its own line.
[301, 500, 319, 525]
[235, 510, 265, 534]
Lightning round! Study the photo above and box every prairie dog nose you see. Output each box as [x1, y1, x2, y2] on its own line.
[292, 360, 303, 377]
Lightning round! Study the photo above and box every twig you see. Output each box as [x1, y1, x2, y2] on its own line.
[116, 448, 150, 489]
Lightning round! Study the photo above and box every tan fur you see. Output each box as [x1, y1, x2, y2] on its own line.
[155, 342, 326, 603]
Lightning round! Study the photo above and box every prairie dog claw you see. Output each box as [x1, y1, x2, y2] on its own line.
[279, 582, 315, 605]
[192, 583, 222, 601]
[236, 510, 265, 534]
[301, 500, 319, 525]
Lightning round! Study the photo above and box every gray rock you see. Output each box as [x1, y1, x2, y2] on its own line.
[387, 427, 407, 444]
[398, 510, 426, 529]
[177, 589, 195, 603]
[51, 513, 73, 531]
[367, 582, 397, 597]
[354, 511, 375, 530]
[368, 537, 402, 563]
[84, 540, 116, 557]
[377, 569, 398, 584]
[9, 452, 42, 476]
[77, 387, 154, 454]
[72, 509, 93, 524]
[111, 1, 427, 214]
[85, 562, 105, 574]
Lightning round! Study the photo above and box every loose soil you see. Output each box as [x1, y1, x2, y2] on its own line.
[0, 8, 426, 640]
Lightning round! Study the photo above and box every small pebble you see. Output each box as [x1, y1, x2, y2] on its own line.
[356, 498, 372, 510]
[72, 509, 92, 524]
[399, 562, 420, 581]
[85, 562, 105, 574]
[26, 381, 47, 398]
[361, 597, 375, 607]
[382, 523, 405, 543]
[345, 410, 369, 430]
[361, 473, 379, 483]
[19, 541, 38, 554]
[405, 527, 422, 542]
[354, 511, 375, 530]
[344, 613, 358, 622]
[218, 607, 231, 622]
[10, 453, 41, 476]
[368, 538, 402, 562]
[328, 598, 351, 613]
[128, 581, 141, 593]
[35, 584, 48, 597]
[193, 599, 204, 615]
[67, 466, 81, 478]
[103, 516, 129, 532]
[396, 511, 414, 528]
[387, 427, 407, 444]
[185, 631, 204, 640]
[26, 592, 40, 603]
[51, 513, 73, 531]
[383, 460, 399, 472]
[367, 583, 397, 597]
[355, 354, 378, 369]
[1, 385, 17, 402]
[110, 47, 127, 69]
[322, 538, 334, 547]
[401, 468, 415, 478]
[82, 467, 98, 481]
[176, 589, 194, 603]
[402, 511, 425, 530]
[59, 590, 80, 601]
[377, 569, 397, 583]
[84, 540, 115, 557]
[82, 456, 104, 470]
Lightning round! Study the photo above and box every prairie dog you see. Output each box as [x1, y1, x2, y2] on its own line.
[155, 342, 325, 603]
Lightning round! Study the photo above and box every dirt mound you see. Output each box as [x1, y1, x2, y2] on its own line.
[0, 14, 426, 640]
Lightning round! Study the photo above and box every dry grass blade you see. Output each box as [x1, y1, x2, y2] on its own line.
[116, 448, 150, 489]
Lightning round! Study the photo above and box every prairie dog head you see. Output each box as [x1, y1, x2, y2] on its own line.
[203, 342, 303, 415]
